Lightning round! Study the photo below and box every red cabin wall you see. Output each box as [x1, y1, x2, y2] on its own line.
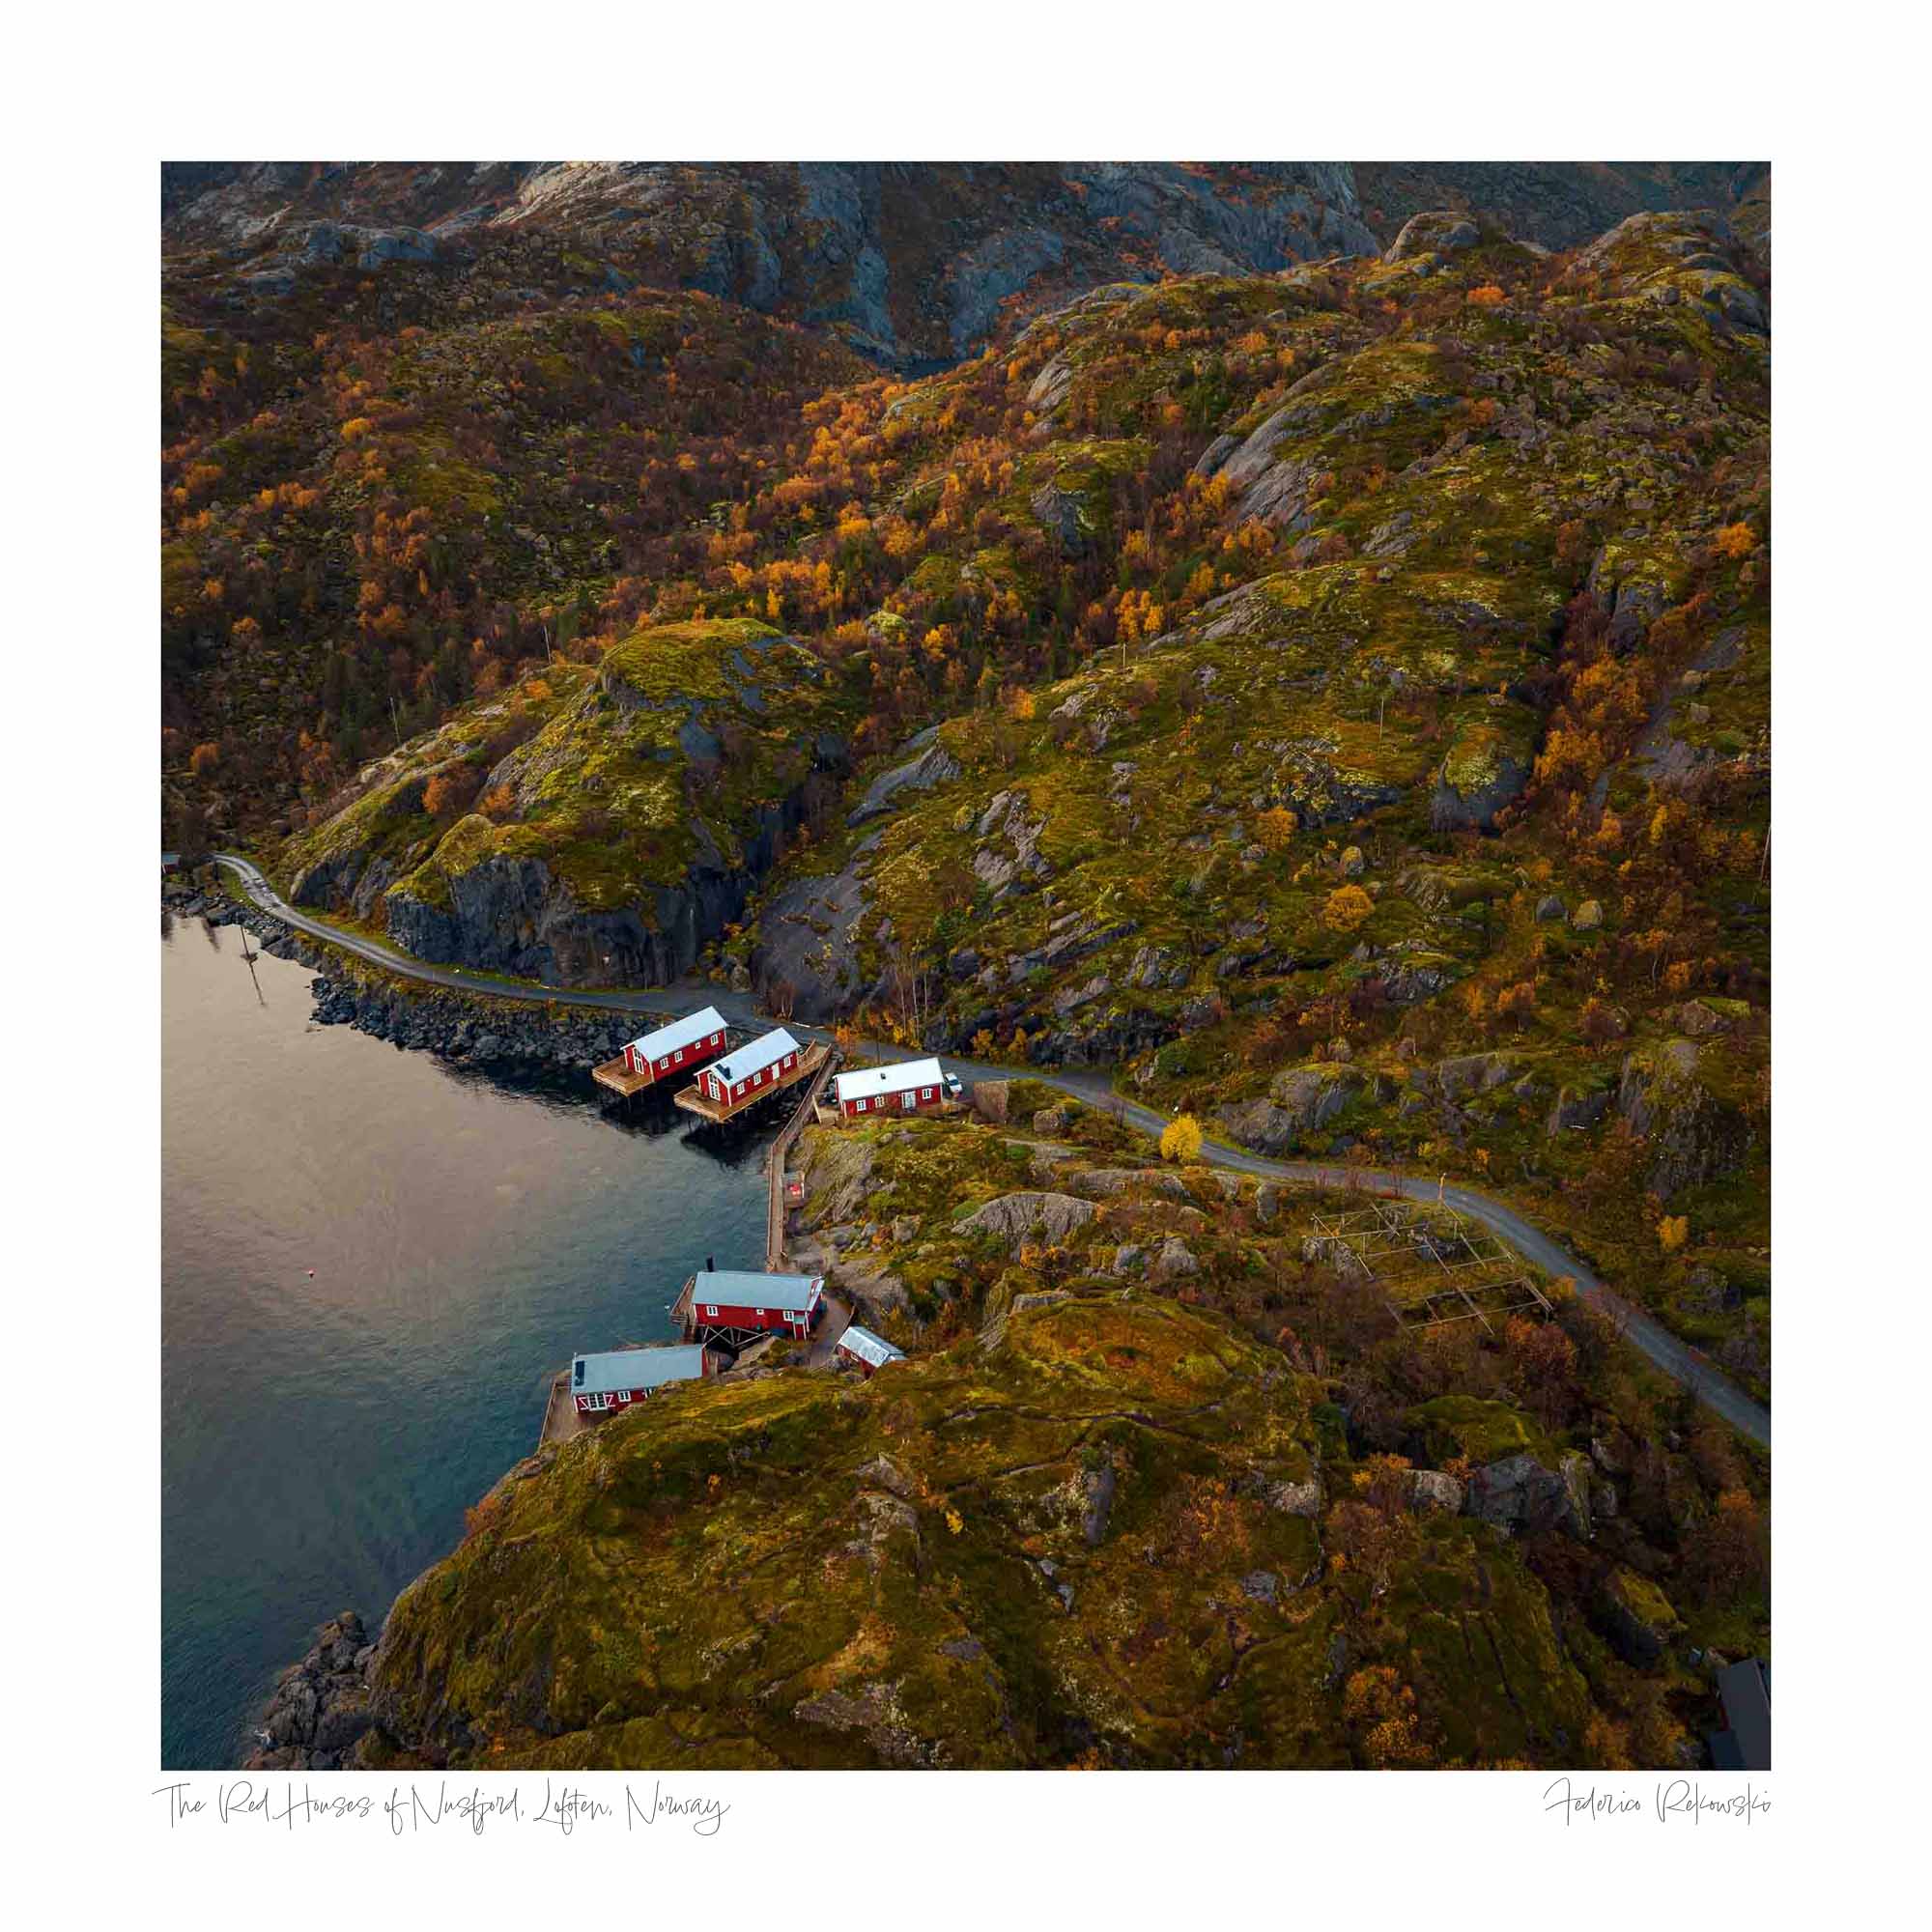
[634, 1028, 726, 1082]
[689, 1296, 817, 1338]
[842, 1084, 946, 1119]
[705, 1047, 799, 1110]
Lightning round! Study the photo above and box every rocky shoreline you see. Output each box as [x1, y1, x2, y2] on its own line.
[165, 879, 697, 1070]
[243, 1611, 379, 1771]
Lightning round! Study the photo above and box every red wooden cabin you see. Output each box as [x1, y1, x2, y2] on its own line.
[832, 1057, 960, 1119]
[570, 1343, 715, 1417]
[682, 1267, 825, 1343]
[696, 1028, 802, 1111]
[620, 1007, 728, 1085]
[837, 1324, 906, 1377]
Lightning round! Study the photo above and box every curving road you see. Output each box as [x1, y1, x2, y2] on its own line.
[210, 854, 1770, 1447]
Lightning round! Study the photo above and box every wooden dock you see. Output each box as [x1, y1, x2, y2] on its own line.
[672, 1039, 830, 1124]
[766, 1043, 839, 1267]
[590, 1054, 660, 1099]
[537, 1371, 583, 1449]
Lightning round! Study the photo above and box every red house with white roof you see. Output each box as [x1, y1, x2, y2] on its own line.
[621, 1006, 728, 1084]
[696, 1028, 803, 1111]
[570, 1343, 716, 1417]
[837, 1324, 906, 1377]
[833, 1056, 959, 1119]
[678, 1266, 826, 1346]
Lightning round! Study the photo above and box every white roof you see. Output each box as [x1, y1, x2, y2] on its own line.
[572, 1344, 709, 1397]
[626, 1006, 726, 1061]
[712, 1028, 801, 1084]
[834, 1057, 946, 1104]
[692, 1269, 822, 1311]
[838, 1324, 906, 1369]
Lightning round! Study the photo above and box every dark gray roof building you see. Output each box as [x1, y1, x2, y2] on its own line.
[1706, 1657, 1771, 1770]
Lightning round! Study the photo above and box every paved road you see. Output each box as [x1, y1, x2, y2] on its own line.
[211, 854, 1770, 1447]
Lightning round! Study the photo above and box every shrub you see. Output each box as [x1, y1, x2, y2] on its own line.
[1322, 885, 1375, 933]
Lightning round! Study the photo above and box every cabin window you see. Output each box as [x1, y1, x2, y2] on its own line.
[705, 1305, 718, 1318]
[674, 1048, 683, 1064]
[616, 1389, 631, 1404]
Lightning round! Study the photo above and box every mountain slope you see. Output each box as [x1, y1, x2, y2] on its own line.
[282, 1102, 1765, 1773]
[163, 161, 1766, 370]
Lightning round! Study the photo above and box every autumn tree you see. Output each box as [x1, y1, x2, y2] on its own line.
[1684, 1489, 1770, 1605]
[1342, 1667, 1435, 1767]
[1256, 806, 1299, 852]
[1160, 1114, 1204, 1164]
[1323, 884, 1375, 933]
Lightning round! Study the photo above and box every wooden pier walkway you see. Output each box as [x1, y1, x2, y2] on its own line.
[766, 1042, 838, 1269]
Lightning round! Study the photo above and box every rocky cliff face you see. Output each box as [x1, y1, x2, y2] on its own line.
[379, 792, 812, 986]
[161, 160, 1764, 368]
[283, 619, 853, 988]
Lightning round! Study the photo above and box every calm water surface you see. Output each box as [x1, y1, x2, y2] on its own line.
[161, 913, 770, 1768]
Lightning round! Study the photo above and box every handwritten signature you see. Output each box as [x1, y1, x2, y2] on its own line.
[1544, 1776, 1772, 1825]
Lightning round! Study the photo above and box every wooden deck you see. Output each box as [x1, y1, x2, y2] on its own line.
[537, 1371, 584, 1449]
[590, 1054, 660, 1099]
[672, 1039, 830, 1124]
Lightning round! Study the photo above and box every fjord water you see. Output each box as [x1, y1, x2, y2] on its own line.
[161, 913, 770, 1768]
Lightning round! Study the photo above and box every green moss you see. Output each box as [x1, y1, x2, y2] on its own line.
[1407, 1396, 1556, 1466]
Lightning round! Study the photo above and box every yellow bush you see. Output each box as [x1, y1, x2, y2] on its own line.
[1323, 884, 1375, 932]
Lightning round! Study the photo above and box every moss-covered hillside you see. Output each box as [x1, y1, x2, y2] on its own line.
[264, 208, 1771, 1381]
[278, 617, 857, 982]
[345, 1100, 1766, 1772]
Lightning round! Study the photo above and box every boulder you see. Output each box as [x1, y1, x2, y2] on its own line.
[972, 1080, 1010, 1124]
[1534, 895, 1567, 923]
[1573, 899, 1605, 931]
[1217, 1064, 1364, 1153]
[1463, 1452, 1592, 1540]
[1431, 707, 1535, 832]
[955, 1191, 1097, 1248]
[1025, 355, 1072, 416]
[1265, 1475, 1323, 1518]
[1599, 1567, 1684, 1665]
[1151, 1236, 1200, 1278]
[1406, 1469, 1465, 1514]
